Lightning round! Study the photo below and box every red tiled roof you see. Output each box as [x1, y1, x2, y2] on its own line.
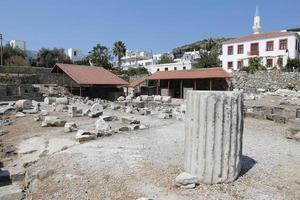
[147, 67, 231, 80]
[224, 32, 297, 44]
[128, 77, 147, 88]
[51, 63, 128, 86]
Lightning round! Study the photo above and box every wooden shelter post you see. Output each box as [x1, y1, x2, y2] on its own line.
[156, 80, 159, 95]
[180, 80, 183, 98]
[167, 80, 170, 96]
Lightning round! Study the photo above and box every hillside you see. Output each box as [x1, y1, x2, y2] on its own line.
[172, 37, 233, 58]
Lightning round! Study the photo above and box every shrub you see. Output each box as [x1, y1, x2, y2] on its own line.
[285, 58, 300, 72]
[240, 57, 266, 73]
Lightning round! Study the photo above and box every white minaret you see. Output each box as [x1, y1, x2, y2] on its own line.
[252, 5, 261, 34]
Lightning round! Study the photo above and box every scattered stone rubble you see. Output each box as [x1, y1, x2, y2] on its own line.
[75, 129, 97, 143]
[41, 116, 66, 127]
[175, 172, 198, 189]
[0, 83, 299, 198]
[0, 94, 186, 199]
[64, 122, 78, 133]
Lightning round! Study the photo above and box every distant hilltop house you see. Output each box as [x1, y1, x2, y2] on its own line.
[119, 50, 202, 73]
[67, 48, 86, 62]
[9, 41, 87, 65]
[10, 40, 26, 51]
[221, 6, 300, 72]
[120, 50, 157, 70]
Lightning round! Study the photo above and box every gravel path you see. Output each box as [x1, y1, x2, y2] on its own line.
[23, 115, 300, 200]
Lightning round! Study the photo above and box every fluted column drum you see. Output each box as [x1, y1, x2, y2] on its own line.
[184, 91, 243, 184]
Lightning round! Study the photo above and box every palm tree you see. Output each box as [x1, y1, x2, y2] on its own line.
[113, 41, 126, 69]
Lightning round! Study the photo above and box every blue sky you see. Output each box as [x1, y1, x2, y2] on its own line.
[1, 0, 300, 54]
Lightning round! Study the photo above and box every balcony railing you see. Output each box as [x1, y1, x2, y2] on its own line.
[248, 51, 259, 56]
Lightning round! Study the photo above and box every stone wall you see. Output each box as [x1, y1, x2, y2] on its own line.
[0, 66, 75, 85]
[0, 65, 51, 74]
[0, 66, 77, 101]
[232, 71, 300, 93]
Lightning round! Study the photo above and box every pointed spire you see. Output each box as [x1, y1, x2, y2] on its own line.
[255, 5, 259, 17]
[252, 4, 261, 34]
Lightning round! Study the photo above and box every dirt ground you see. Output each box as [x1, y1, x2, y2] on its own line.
[1, 103, 300, 200]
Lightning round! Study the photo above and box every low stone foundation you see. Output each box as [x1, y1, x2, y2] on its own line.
[244, 105, 300, 123]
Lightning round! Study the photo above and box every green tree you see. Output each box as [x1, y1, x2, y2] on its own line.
[126, 67, 149, 76]
[36, 48, 71, 68]
[74, 57, 90, 66]
[3, 44, 26, 66]
[285, 58, 300, 72]
[89, 44, 112, 69]
[192, 46, 221, 68]
[158, 54, 174, 64]
[240, 57, 266, 73]
[113, 41, 126, 69]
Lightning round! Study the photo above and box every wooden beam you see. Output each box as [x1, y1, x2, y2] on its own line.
[79, 87, 82, 97]
[180, 80, 183, 98]
[167, 80, 170, 96]
[194, 79, 196, 90]
[156, 80, 159, 95]
[209, 79, 212, 90]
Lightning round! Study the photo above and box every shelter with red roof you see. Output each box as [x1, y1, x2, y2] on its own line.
[128, 67, 231, 98]
[51, 63, 128, 100]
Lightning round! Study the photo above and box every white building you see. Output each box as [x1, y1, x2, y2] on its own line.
[67, 48, 85, 62]
[10, 40, 26, 51]
[181, 50, 200, 62]
[120, 49, 195, 73]
[146, 61, 192, 74]
[121, 50, 153, 69]
[221, 6, 300, 72]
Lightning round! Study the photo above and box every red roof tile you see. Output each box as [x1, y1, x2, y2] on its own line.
[128, 77, 147, 88]
[147, 67, 231, 80]
[224, 32, 297, 44]
[51, 63, 128, 86]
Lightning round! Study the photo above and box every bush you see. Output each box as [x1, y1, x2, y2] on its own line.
[240, 57, 266, 73]
[240, 65, 266, 73]
[285, 58, 300, 72]
[111, 67, 149, 76]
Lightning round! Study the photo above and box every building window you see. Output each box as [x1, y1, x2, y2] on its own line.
[228, 46, 234, 55]
[267, 58, 273, 68]
[74, 51, 77, 56]
[250, 43, 259, 55]
[183, 66, 186, 70]
[237, 45, 244, 54]
[174, 67, 177, 70]
[237, 60, 243, 69]
[266, 41, 274, 51]
[279, 39, 288, 50]
[164, 68, 168, 71]
[228, 61, 233, 69]
[296, 39, 298, 50]
[157, 68, 160, 71]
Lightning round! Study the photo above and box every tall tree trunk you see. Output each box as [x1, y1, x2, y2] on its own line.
[118, 56, 122, 70]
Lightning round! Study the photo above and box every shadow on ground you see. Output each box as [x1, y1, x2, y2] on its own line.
[240, 155, 256, 177]
[0, 170, 12, 187]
